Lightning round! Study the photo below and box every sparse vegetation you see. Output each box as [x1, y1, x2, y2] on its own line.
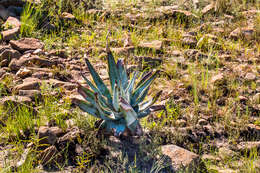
[0, 0, 259, 172]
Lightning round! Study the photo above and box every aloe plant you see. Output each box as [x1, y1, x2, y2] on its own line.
[76, 49, 162, 136]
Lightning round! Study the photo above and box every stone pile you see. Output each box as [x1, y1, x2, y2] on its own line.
[0, 37, 82, 106]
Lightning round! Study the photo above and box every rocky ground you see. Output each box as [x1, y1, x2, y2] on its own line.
[0, 0, 260, 172]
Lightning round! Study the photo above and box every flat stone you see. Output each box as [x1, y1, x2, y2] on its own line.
[10, 38, 44, 52]
[161, 144, 200, 172]
[202, 2, 215, 15]
[0, 95, 32, 106]
[13, 81, 41, 91]
[182, 36, 197, 48]
[16, 67, 32, 78]
[230, 27, 255, 40]
[218, 147, 237, 160]
[218, 169, 238, 173]
[237, 141, 260, 153]
[4, 16, 21, 28]
[1, 27, 20, 41]
[61, 12, 75, 20]
[138, 40, 162, 51]
[211, 73, 224, 84]
[252, 93, 260, 104]
[0, 48, 21, 62]
[245, 73, 256, 81]
[38, 126, 57, 145]
[19, 90, 41, 100]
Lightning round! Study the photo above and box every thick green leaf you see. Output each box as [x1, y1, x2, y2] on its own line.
[131, 71, 159, 105]
[138, 90, 162, 111]
[133, 86, 149, 106]
[94, 93, 115, 121]
[117, 59, 128, 89]
[81, 73, 112, 109]
[107, 51, 119, 91]
[81, 73, 99, 93]
[126, 71, 138, 95]
[112, 84, 120, 112]
[119, 97, 139, 133]
[85, 58, 112, 103]
[77, 84, 95, 105]
[137, 108, 151, 118]
[136, 71, 152, 88]
[77, 100, 99, 118]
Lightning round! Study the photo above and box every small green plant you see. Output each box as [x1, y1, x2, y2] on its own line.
[75, 46, 162, 136]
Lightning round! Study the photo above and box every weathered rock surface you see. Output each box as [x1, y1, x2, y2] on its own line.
[13, 81, 41, 91]
[10, 38, 44, 52]
[1, 27, 20, 41]
[138, 40, 162, 52]
[161, 144, 201, 172]
[4, 16, 21, 28]
[0, 95, 32, 106]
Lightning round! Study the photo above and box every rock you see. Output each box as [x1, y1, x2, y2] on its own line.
[0, 68, 6, 78]
[0, 96, 31, 106]
[202, 2, 215, 15]
[111, 46, 135, 55]
[202, 154, 221, 162]
[47, 79, 67, 88]
[230, 27, 255, 40]
[245, 73, 256, 81]
[211, 73, 224, 84]
[0, 48, 21, 63]
[16, 67, 32, 78]
[218, 147, 237, 160]
[61, 12, 75, 20]
[247, 124, 260, 139]
[198, 119, 208, 126]
[75, 144, 84, 154]
[13, 81, 41, 92]
[10, 38, 44, 52]
[252, 93, 260, 104]
[134, 56, 162, 69]
[1, 27, 20, 41]
[182, 35, 197, 48]
[175, 119, 187, 127]
[0, 5, 9, 20]
[47, 49, 68, 59]
[25, 56, 54, 67]
[4, 16, 21, 28]
[9, 58, 20, 71]
[39, 146, 63, 166]
[19, 90, 41, 101]
[237, 141, 260, 153]
[138, 40, 163, 52]
[38, 126, 61, 145]
[218, 169, 238, 173]
[161, 145, 200, 172]
[32, 71, 51, 79]
[58, 126, 81, 143]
